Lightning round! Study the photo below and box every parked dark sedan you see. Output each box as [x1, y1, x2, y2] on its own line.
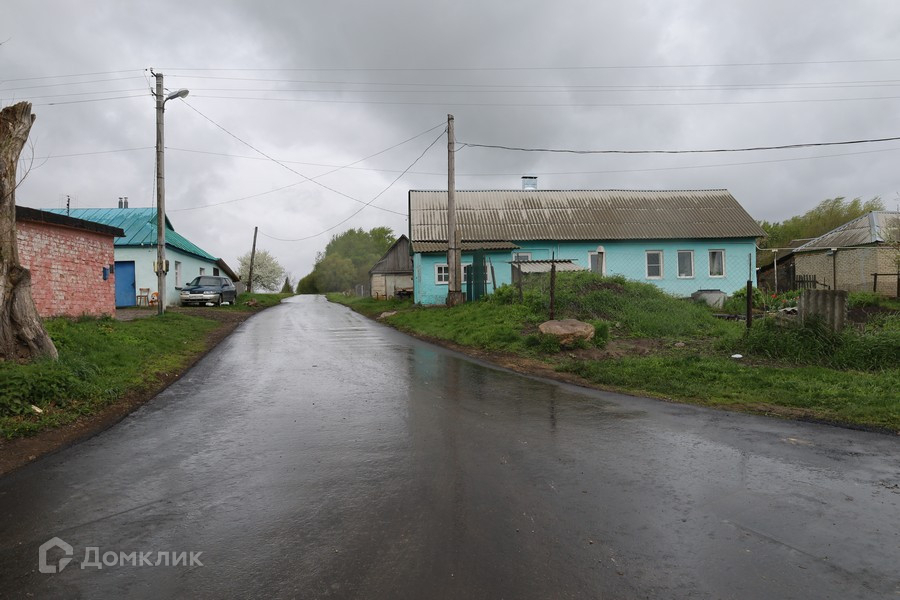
[179, 276, 237, 306]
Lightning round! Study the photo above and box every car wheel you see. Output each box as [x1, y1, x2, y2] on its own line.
[217, 294, 223, 306]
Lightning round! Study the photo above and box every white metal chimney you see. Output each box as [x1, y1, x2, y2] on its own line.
[123, 196, 128, 208]
[117, 197, 123, 208]
[522, 176, 537, 190]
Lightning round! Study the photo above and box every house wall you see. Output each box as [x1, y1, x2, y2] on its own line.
[413, 239, 756, 305]
[371, 273, 414, 299]
[795, 247, 899, 295]
[16, 220, 116, 317]
[115, 246, 223, 306]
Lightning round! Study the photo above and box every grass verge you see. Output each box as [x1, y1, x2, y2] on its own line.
[0, 314, 218, 439]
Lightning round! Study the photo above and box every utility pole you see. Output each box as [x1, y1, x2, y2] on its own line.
[248, 226, 258, 294]
[446, 114, 464, 306]
[155, 72, 167, 315]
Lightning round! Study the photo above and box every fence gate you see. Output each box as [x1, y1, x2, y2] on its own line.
[466, 250, 487, 302]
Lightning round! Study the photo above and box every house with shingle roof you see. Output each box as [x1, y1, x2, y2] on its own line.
[791, 211, 900, 296]
[47, 207, 239, 307]
[408, 184, 766, 305]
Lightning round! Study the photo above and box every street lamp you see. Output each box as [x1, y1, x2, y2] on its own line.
[154, 71, 189, 315]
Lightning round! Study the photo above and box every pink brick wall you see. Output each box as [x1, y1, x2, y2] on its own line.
[16, 221, 116, 318]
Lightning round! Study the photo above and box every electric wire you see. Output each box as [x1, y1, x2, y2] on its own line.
[188, 93, 900, 107]
[170, 119, 445, 212]
[158, 57, 900, 72]
[258, 129, 444, 242]
[458, 135, 900, 155]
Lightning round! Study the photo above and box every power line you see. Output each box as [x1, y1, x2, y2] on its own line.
[170, 119, 445, 212]
[158, 57, 900, 72]
[0, 76, 146, 92]
[259, 129, 444, 242]
[189, 93, 900, 108]
[1, 88, 146, 101]
[36, 94, 148, 106]
[30, 147, 153, 160]
[0, 69, 143, 84]
[171, 74, 900, 90]
[167, 143, 900, 177]
[458, 135, 900, 155]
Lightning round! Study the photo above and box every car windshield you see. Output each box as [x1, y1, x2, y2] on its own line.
[188, 277, 222, 286]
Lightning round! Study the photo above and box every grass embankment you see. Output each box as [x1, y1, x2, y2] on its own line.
[330, 274, 900, 432]
[0, 293, 290, 440]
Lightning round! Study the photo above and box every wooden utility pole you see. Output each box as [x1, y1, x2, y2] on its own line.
[247, 226, 258, 293]
[446, 114, 464, 306]
[0, 102, 57, 361]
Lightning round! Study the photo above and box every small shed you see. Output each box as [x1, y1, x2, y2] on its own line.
[369, 235, 413, 299]
[15, 206, 125, 318]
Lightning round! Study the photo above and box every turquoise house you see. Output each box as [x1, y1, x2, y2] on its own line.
[409, 188, 766, 305]
[48, 207, 238, 307]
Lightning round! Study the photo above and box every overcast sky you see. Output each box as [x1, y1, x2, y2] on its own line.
[4, 0, 900, 280]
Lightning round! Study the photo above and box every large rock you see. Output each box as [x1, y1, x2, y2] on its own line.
[538, 319, 595, 346]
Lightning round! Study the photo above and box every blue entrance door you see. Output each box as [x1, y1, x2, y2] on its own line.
[115, 261, 136, 307]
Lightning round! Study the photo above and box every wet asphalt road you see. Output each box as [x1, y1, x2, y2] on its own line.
[1, 295, 898, 599]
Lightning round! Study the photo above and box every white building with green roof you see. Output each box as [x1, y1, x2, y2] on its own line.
[48, 207, 239, 307]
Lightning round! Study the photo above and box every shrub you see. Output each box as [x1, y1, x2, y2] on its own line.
[591, 320, 610, 348]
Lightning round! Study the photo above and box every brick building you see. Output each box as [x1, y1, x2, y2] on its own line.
[792, 211, 900, 296]
[15, 206, 124, 318]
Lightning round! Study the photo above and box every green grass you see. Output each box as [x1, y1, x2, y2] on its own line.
[325, 294, 413, 318]
[220, 292, 293, 311]
[0, 314, 219, 439]
[328, 272, 900, 432]
[558, 355, 900, 431]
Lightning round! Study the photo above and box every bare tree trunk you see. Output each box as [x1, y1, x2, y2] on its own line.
[0, 102, 57, 361]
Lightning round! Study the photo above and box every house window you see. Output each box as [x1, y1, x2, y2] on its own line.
[213, 268, 220, 276]
[435, 264, 449, 285]
[175, 261, 182, 287]
[199, 267, 206, 276]
[645, 251, 663, 279]
[589, 246, 606, 275]
[513, 252, 532, 262]
[709, 250, 725, 277]
[463, 264, 492, 284]
[677, 251, 694, 278]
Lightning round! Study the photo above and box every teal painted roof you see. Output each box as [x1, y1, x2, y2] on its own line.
[46, 208, 217, 261]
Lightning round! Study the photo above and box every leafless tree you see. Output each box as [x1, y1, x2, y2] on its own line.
[0, 102, 57, 361]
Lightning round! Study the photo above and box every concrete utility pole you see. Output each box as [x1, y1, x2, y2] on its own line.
[248, 226, 258, 294]
[153, 71, 189, 315]
[446, 114, 464, 306]
[155, 73, 167, 315]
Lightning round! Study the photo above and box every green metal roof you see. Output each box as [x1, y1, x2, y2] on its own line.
[46, 208, 217, 261]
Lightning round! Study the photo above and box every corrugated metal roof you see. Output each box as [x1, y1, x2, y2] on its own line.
[410, 241, 520, 253]
[409, 189, 765, 242]
[369, 235, 413, 274]
[513, 260, 587, 274]
[46, 208, 217, 261]
[795, 211, 900, 251]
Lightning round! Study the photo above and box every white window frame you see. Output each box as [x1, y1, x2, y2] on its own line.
[645, 251, 663, 279]
[199, 267, 206, 276]
[463, 263, 492, 284]
[512, 252, 532, 262]
[589, 246, 606, 276]
[434, 263, 449, 285]
[708, 249, 726, 278]
[677, 250, 694, 279]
